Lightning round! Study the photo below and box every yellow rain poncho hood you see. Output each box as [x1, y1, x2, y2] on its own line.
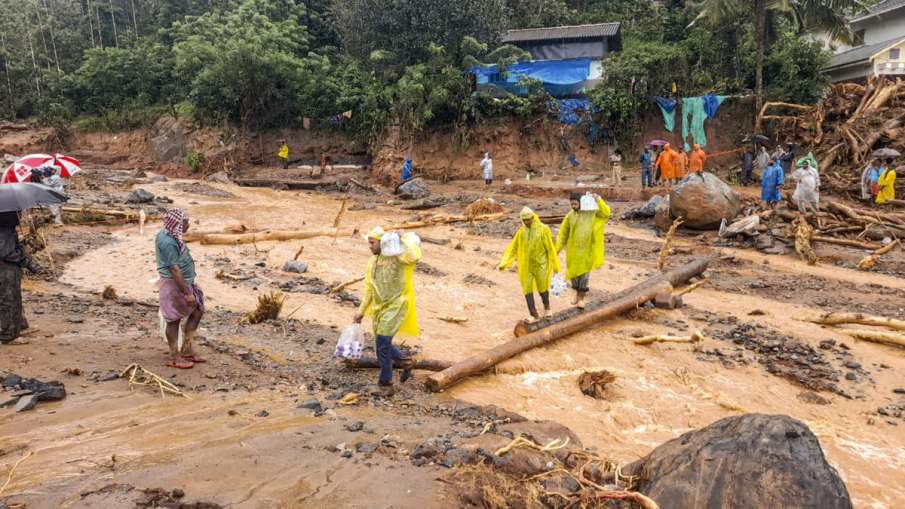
[358, 232, 421, 338]
[877, 167, 897, 204]
[556, 197, 612, 280]
[499, 207, 561, 294]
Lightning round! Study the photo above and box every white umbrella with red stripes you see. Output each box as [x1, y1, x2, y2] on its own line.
[1, 153, 82, 183]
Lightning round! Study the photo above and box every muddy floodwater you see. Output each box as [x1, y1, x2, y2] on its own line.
[4, 178, 904, 508]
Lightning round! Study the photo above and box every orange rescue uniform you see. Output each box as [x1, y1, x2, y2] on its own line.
[689, 145, 706, 173]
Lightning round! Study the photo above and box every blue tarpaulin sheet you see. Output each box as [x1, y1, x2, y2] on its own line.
[557, 98, 591, 124]
[471, 59, 592, 86]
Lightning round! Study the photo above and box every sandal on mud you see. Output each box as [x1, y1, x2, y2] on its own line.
[166, 359, 194, 369]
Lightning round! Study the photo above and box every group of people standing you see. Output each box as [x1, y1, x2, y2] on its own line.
[639, 144, 707, 188]
[861, 159, 898, 205]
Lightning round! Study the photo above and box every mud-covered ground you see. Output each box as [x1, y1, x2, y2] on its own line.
[2, 167, 905, 508]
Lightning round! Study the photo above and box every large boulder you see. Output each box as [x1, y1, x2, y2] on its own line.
[626, 414, 852, 509]
[149, 118, 188, 162]
[396, 177, 430, 199]
[670, 173, 741, 229]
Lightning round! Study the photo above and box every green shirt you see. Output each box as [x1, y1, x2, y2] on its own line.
[155, 230, 196, 284]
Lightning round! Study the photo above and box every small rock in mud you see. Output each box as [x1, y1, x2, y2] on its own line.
[345, 421, 365, 432]
[462, 274, 496, 287]
[126, 188, 155, 204]
[14, 394, 38, 412]
[356, 443, 379, 454]
[256, 410, 270, 417]
[282, 260, 308, 274]
[298, 399, 322, 412]
[819, 339, 836, 350]
[845, 372, 857, 381]
[797, 391, 831, 405]
[748, 309, 766, 316]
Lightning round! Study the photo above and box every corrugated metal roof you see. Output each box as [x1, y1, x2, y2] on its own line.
[869, 0, 905, 13]
[502, 23, 620, 43]
[827, 36, 905, 69]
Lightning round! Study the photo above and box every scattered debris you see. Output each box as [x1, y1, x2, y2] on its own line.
[577, 370, 616, 399]
[857, 239, 900, 271]
[633, 331, 704, 346]
[242, 291, 285, 324]
[465, 197, 504, 220]
[396, 177, 430, 199]
[121, 364, 189, 399]
[126, 188, 155, 204]
[462, 273, 496, 287]
[101, 285, 118, 300]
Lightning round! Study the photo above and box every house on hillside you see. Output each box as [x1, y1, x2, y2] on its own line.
[821, 0, 905, 82]
[471, 23, 622, 97]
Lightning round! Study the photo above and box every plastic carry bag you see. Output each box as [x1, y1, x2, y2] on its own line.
[380, 232, 404, 256]
[335, 324, 364, 359]
[550, 273, 568, 298]
[579, 193, 599, 211]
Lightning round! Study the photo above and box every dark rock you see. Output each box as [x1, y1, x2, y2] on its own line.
[843, 361, 861, 370]
[356, 443, 379, 455]
[36, 383, 66, 401]
[0, 396, 20, 408]
[442, 448, 476, 468]
[14, 394, 38, 412]
[99, 372, 120, 382]
[172, 489, 185, 499]
[622, 195, 665, 220]
[256, 410, 269, 417]
[748, 309, 766, 316]
[298, 399, 322, 412]
[819, 339, 836, 350]
[148, 174, 168, 183]
[845, 372, 857, 381]
[341, 450, 353, 458]
[654, 197, 672, 232]
[670, 173, 742, 229]
[397, 177, 430, 199]
[282, 260, 308, 274]
[755, 234, 774, 250]
[625, 414, 852, 509]
[126, 188, 155, 204]
[345, 421, 364, 432]
[205, 171, 232, 185]
[2, 374, 22, 388]
[411, 439, 444, 460]
[894, 388, 905, 394]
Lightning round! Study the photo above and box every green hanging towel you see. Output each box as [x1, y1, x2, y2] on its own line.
[681, 97, 708, 152]
[654, 97, 677, 133]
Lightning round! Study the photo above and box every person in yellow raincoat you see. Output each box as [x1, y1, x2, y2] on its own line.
[498, 207, 561, 322]
[354, 227, 420, 390]
[876, 163, 897, 205]
[656, 143, 677, 184]
[277, 140, 289, 169]
[555, 193, 611, 309]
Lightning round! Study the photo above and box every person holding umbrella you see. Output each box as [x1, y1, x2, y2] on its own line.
[0, 183, 65, 343]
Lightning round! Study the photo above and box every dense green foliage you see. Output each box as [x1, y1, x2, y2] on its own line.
[0, 0, 857, 147]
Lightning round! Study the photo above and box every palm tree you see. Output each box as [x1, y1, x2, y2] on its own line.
[693, 0, 861, 116]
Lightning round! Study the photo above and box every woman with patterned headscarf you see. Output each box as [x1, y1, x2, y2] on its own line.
[156, 208, 206, 369]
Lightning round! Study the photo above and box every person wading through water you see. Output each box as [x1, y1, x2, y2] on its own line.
[499, 207, 561, 323]
[156, 209, 206, 369]
[556, 193, 611, 309]
[353, 227, 420, 395]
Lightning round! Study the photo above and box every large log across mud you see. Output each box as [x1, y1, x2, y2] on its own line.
[426, 256, 714, 392]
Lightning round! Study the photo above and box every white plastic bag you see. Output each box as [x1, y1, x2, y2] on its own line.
[380, 232, 404, 256]
[550, 273, 568, 298]
[335, 324, 364, 359]
[580, 193, 599, 211]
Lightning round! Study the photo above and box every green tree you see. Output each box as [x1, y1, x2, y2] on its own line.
[692, 0, 860, 116]
[333, 0, 509, 68]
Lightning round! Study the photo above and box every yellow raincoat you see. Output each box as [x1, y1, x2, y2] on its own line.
[876, 168, 897, 204]
[278, 144, 289, 159]
[555, 197, 612, 280]
[358, 232, 421, 338]
[499, 207, 561, 294]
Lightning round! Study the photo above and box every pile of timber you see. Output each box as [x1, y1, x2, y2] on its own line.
[764, 198, 905, 248]
[426, 256, 713, 391]
[758, 77, 905, 199]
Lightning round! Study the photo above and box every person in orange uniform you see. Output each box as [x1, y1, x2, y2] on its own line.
[656, 143, 678, 185]
[689, 144, 707, 174]
[676, 149, 688, 180]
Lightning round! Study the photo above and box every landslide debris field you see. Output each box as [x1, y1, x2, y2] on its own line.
[2, 156, 904, 509]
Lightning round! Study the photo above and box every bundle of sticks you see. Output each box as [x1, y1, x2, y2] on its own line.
[757, 199, 905, 266]
[759, 76, 905, 199]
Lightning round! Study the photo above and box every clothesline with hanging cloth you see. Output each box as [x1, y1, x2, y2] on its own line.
[653, 96, 677, 133]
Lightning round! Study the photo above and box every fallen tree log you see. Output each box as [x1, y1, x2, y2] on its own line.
[811, 235, 882, 250]
[344, 356, 452, 371]
[233, 177, 344, 190]
[840, 329, 905, 348]
[427, 256, 714, 391]
[330, 276, 364, 294]
[857, 239, 900, 270]
[61, 206, 147, 219]
[632, 331, 704, 346]
[195, 213, 505, 245]
[814, 312, 905, 332]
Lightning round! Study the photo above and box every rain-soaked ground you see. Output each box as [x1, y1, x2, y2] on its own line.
[2, 170, 905, 508]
